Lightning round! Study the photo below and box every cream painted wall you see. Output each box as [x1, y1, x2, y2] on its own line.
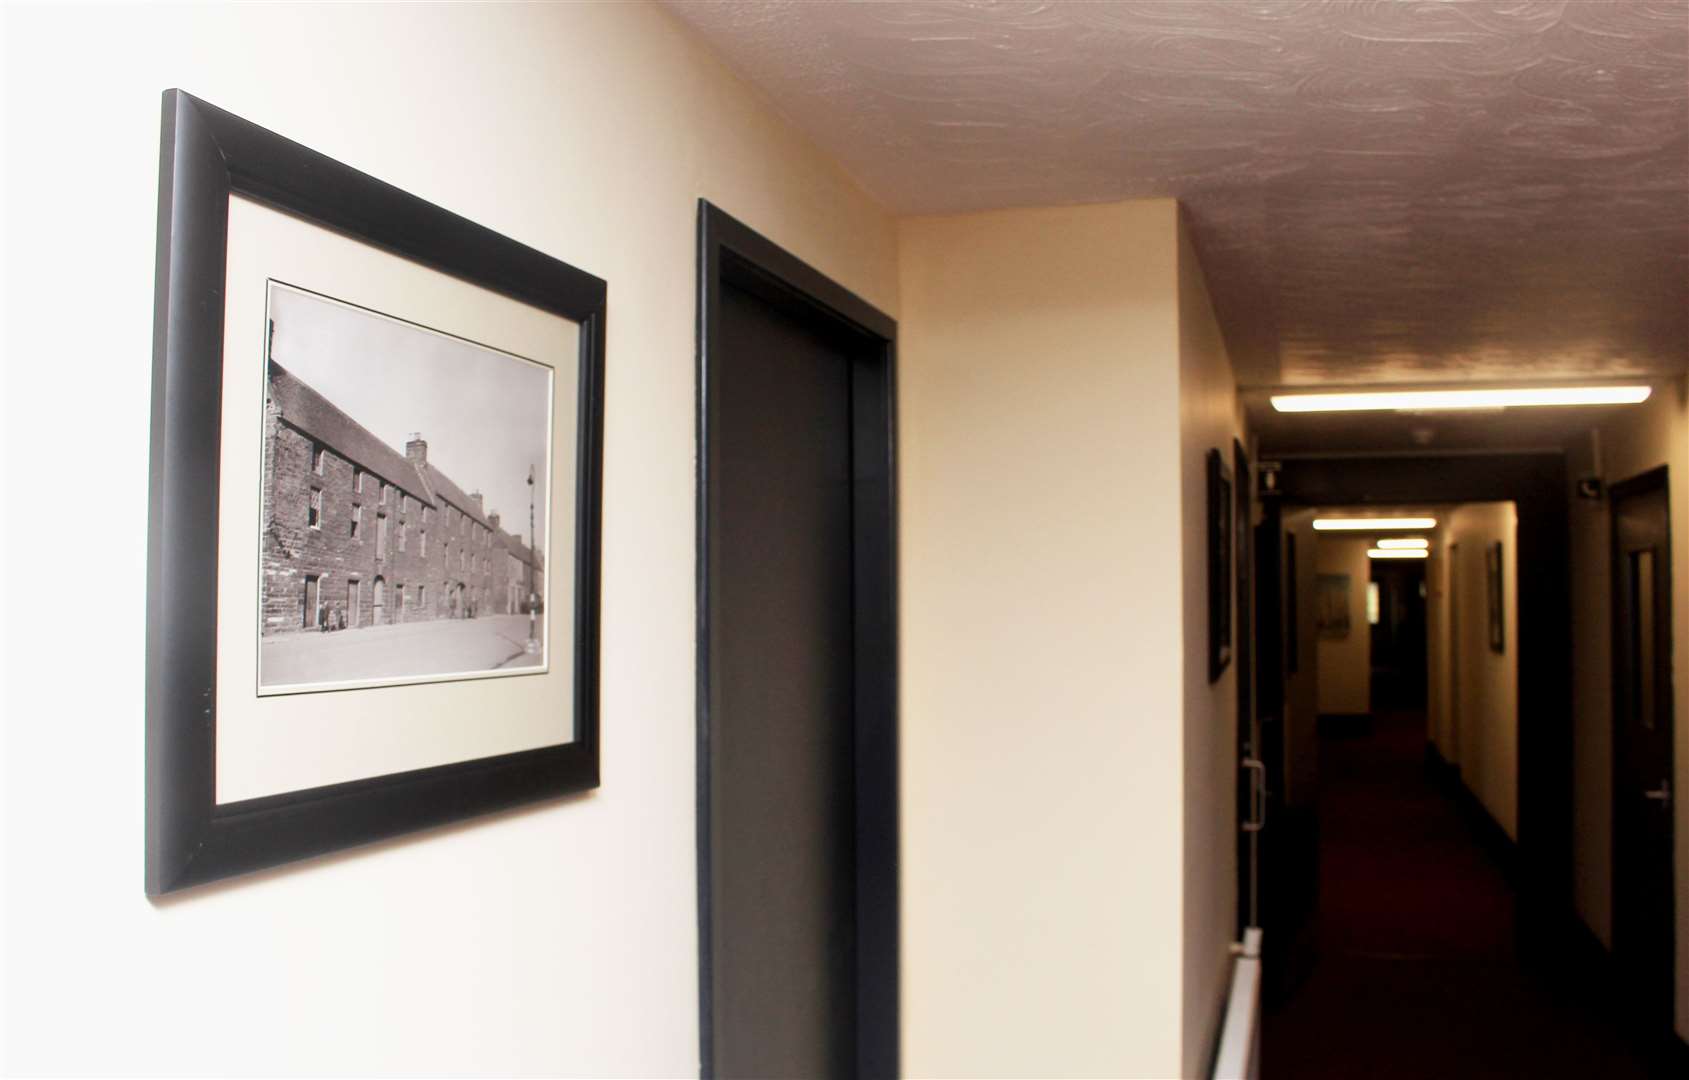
[1568, 432, 1616, 950]
[897, 200, 1185, 1077]
[1315, 538, 1372, 715]
[1426, 535, 1454, 761]
[1443, 504, 1519, 840]
[1283, 510, 1320, 807]
[1565, 381, 1689, 1040]
[1176, 212, 1246, 1080]
[0, 3, 897, 1075]
[899, 199, 1235, 1078]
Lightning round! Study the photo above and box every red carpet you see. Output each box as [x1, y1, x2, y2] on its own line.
[1261, 710, 1654, 1079]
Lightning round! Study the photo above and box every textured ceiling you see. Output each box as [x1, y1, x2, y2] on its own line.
[664, 0, 1689, 395]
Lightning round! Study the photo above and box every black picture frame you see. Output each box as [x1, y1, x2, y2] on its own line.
[1208, 448, 1233, 682]
[1488, 540, 1506, 654]
[146, 90, 605, 895]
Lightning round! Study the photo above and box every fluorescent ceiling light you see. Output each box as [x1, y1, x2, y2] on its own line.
[1368, 548, 1428, 559]
[1271, 386, 1652, 413]
[1313, 517, 1436, 531]
[1376, 538, 1430, 550]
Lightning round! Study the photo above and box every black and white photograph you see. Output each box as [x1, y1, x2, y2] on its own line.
[1487, 540, 1505, 655]
[258, 281, 553, 694]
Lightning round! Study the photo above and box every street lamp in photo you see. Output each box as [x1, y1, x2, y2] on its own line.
[525, 463, 539, 654]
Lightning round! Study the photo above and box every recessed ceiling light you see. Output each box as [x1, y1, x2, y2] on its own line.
[1376, 538, 1431, 550]
[1313, 517, 1436, 531]
[1368, 548, 1429, 560]
[1271, 386, 1652, 413]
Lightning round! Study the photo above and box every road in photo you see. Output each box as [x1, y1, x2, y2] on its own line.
[261, 615, 542, 689]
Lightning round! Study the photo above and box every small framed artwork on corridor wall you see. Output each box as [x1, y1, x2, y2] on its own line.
[145, 90, 604, 895]
[1208, 447, 1233, 682]
[1487, 540, 1505, 654]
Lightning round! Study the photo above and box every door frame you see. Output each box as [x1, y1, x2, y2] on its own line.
[1235, 440, 1259, 932]
[1448, 542, 1461, 770]
[695, 200, 900, 1078]
[1606, 464, 1677, 1032]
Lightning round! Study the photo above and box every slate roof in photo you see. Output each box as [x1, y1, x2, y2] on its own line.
[500, 529, 545, 571]
[267, 361, 434, 505]
[419, 462, 494, 531]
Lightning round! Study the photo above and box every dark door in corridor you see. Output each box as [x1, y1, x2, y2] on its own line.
[1368, 560, 1427, 710]
[698, 204, 899, 1079]
[1236, 440, 1261, 932]
[711, 273, 857, 1079]
[1610, 467, 1677, 1034]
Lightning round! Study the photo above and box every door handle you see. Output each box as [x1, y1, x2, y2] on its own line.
[1242, 758, 1267, 833]
[1643, 780, 1671, 806]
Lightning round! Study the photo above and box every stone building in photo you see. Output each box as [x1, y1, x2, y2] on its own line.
[260, 361, 545, 635]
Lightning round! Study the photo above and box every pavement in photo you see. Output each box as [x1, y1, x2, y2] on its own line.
[260, 613, 544, 688]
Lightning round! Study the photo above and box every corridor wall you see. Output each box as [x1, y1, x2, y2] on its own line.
[0, 4, 898, 1074]
[1566, 381, 1689, 1043]
[1441, 503, 1520, 840]
[1315, 537, 1372, 715]
[1176, 209, 1250, 1080]
[899, 200, 1244, 1078]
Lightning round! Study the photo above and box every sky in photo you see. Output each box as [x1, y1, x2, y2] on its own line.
[267, 282, 551, 549]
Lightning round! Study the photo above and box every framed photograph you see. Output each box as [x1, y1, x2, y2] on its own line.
[1316, 573, 1351, 639]
[146, 90, 604, 895]
[1487, 540, 1505, 654]
[1208, 448, 1233, 682]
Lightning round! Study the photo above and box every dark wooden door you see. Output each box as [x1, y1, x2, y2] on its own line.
[1610, 468, 1677, 1033]
[1251, 502, 1286, 935]
[709, 277, 859, 1079]
[1368, 562, 1428, 710]
[1259, 507, 1322, 1002]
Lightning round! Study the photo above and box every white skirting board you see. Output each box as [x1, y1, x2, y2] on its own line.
[1212, 927, 1263, 1080]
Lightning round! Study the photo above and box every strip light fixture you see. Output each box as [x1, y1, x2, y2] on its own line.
[1271, 386, 1651, 413]
[1376, 538, 1430, 550]
[1368, 548, 1428, 560]
[1312, 517, 1436, 531]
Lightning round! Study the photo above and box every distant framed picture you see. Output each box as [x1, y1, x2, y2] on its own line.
[1316, 573, 1351, 639]
[1487, 540, 1505, 654]
[146, 90, 604, 894]
[1208, 448, 1233, 682]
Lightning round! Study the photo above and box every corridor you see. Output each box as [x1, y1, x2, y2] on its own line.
[1263, 710, 1653, 1079]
